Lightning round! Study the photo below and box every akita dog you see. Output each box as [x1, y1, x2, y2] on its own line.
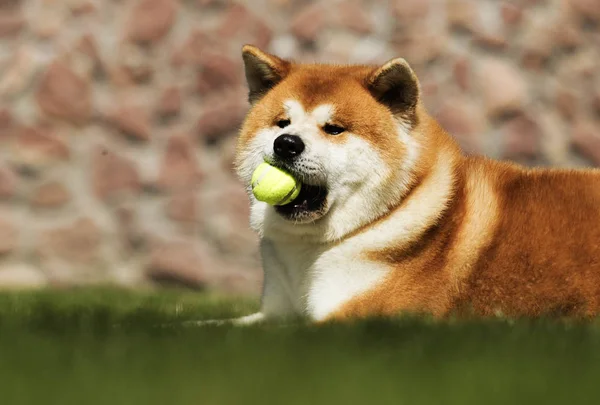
[215, 45, 600, 325]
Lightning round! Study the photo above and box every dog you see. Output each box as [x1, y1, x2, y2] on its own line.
[212, 45, 600, 325]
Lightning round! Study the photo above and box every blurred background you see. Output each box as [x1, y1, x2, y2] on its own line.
[0, 0, 598, 294]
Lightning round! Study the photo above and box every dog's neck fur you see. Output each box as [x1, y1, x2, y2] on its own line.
[258, 105, 463, 253]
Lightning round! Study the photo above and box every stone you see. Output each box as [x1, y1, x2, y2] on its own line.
[474, 31, 507, 50]
[157, 134, 201, 191]
[501, 2, 523, 26]
[201, 181, 258, 258]
[75, 34, 104, 76]
[501, 113, 541, 160]
[392, 0, 430, 20]
[446, 0, 478, 32]
[196, 51, 241, 95]
[337, 1, 373, 34]
[572, 120, 600, 165]
[216, 3, 272, 48]
[0, 165, 16, 199]
[478, 58, 528, 117]
[435, 99, 486, 152]
[554, 86, 578, 121]
[127, 0, 177, 44]
[471, 2, 507, 50]
[196, 97, 247, 143]
[14, 125, 70, 168]
[453, 57, 471, 92]
[92, 146, 140, 201]
[36, 61, 92, 125]
[119, 43, 154, 84]
[39, 218, 101, 264]
[157, 86, 181, 119]
[69, 0, 97, 15]
[0, 217, 17, 255]
[538, 111, 570, 165]
[0, 47, 42, 100]
[31, 181, 70, 208]
[0, 264, 47, 289]
[106, 106, 151, 142]
[115, 205, 145, 252]
[0, 108, 14, 140]
[147, 241, 208, 288]
[0, 9, 24, 37]
[217, 2, 252, 40]
[166, 191, 198, 223]
[29, 0, 67, 39]
[220, 136, 238, 175]
[556, 49, 597, 82]
[519, 12, 559, 71]
[569, 0, 600, 23]
[252, 19, 273, 50]
[170, 29, 211, 68]
[393, 33, 445, 66]
[593, 86, 600, 115]
[290, 3, 326, 42]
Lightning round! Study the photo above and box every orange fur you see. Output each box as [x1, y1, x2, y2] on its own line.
[238, 46, 600, 321]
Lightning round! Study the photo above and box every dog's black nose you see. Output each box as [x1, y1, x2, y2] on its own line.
[274, 134, 305, 159]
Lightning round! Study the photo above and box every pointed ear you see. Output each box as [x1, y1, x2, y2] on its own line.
[242, 45, 291, 104]
[366, 58, 420, 121]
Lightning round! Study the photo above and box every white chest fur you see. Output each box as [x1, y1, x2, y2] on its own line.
[265, 237, 391, 321]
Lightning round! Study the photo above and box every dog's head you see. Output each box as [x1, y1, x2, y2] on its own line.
[235, 45, 431, 242]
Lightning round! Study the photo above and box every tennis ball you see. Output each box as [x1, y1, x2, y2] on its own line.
[251, 162, 301, 206]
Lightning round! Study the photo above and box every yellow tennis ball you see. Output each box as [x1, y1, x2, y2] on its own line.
[251, 162, 301, 206]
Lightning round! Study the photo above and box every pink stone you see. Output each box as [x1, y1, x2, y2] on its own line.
[15, 125, 70, 167]
[196, 97, 247, 143]
[501, 2, 523, 26]
[39, 218, 101, 264]
[572, 120, 600, 165]
[147, 241, 208, 288]
[127, 0, 177, 44]
[478, 58, 528, 117]
[0, 217, 17, 255]
[0, 165, 16, 199]
[157, 86, 181, 119]
[392, 0, 430, 20]
[453, 57, 471, 92]
[196, 51, 241, 95]
[0, 9, 24, 37]
[166, 192, 198, 223]
[337, 0, 373, 34]
[290, 3, 326, 42]
[36, 61, 92, 125]
[501, 113, 541, 159]
[435, 99, 485, 152]
[157, 134, 201, 191]
[92, 146, 140, 201]
[31, 181, 70, 208]
[106, 105, 151, 142]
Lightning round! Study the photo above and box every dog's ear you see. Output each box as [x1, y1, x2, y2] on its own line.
[366, 58, 420, 122]
[242, 45, 291, 104]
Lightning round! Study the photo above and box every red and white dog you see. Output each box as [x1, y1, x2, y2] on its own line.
[212, 45, 600, 325]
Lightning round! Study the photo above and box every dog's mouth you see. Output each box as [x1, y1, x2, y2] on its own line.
[274, 182, 328, 222]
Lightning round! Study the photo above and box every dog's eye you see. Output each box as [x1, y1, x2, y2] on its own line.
[277, 119, 291, 128]
[323, 124, 345, 135]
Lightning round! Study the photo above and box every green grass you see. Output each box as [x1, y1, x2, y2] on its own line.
[1, 288, 599, 405]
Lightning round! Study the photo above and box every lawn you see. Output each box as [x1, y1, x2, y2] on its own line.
[1, 288, 599, 405]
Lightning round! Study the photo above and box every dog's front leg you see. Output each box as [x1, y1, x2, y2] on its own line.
[188, 240, 299, 326]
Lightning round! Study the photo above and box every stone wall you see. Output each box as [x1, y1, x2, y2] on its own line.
[0, 0, 599, 293]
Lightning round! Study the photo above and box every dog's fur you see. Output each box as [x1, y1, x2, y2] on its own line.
[226, 45, 600, 325]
